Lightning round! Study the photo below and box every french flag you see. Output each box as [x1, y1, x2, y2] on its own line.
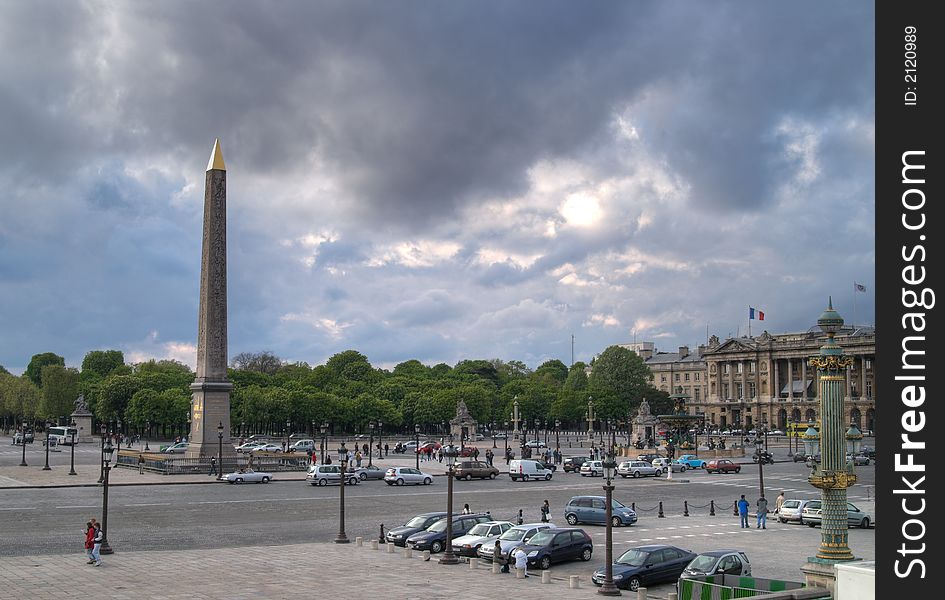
[749, 307, 765, 320]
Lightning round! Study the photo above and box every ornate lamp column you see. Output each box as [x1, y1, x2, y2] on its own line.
[439, 444, 460, 565]
[512, 396, 521, 441]
[806, 298, 857, 565]
[598, 449, 621, 596]
[334, 441, 349, 543]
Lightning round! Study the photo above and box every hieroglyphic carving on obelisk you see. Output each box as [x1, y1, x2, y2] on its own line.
[186, 139, 235, 460]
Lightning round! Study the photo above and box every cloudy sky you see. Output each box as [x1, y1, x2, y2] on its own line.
[0, 1, 874, 375]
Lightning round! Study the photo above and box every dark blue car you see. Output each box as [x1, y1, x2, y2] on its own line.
[406, 513, 491, 553]
[592, 544, 696, 591]
[517, 527, 593, 570]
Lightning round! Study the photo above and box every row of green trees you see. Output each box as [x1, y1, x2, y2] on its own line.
[1, 346, 672, 436]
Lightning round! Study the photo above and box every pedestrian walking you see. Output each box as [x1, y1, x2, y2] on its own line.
[91, 521, 103, 566]
[209, 456, 217, 477]
[756, 496, 768, 529]
[83, 521, 95, 563]
[462, 503, 471, 515]
[437, 448, 443, 463]
[513, 546, 529, 577]
[540, 499, 550, 523]
[737, 495, 750, 528]
[355, 450, 362, 468]
[775, 491, 785, 514]
[384, 443, 389, 457]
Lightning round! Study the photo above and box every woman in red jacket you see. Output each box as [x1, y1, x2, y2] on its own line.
[84, 521, 95, 564]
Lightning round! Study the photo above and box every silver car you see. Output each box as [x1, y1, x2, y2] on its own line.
[384, 467, 434, 486]
[618, 460, 661, 478]
[306, 464, 360, 486]
[451, 521, 514, 556]
[776, 498, 814, 524]
[802, 500, 872, 529]
[223, 469, 273, 484]
[477, 523, 555, 562]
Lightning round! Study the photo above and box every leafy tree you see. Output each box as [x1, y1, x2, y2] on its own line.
[231, 351, 283, 375]
[228, 368, 275, 389]
[453, 360, 500, 386]
[551, 388, 588, 426]
[393, 360, 430, 379]
[125, 388, 163, 427]
[81, 350, 125, 378]
[39, 364, 79, 420]
[96, 375, 142, 421]
[535, 359, 569, 385]
[430, 363, 452, 377]
[588, 346, 650, 416]
[25, 352, 65, 387]
[325, 350, 371, 376]
[1, 375, 41, 421]
[0, 364, 10, 376]
[563, 362, 589, 391]
[274, 362, 312, 386]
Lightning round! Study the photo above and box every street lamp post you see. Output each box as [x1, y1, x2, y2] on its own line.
[217, 422, 224, 480]
[378, 420, 384, 459]
[116, 418, 122, 453]
[335, 441, 349, 544]
[503, 421, 509, 455]
[755, 435, 766, 498]
[555, 419, 561, 452]
[144, 420, 150, 452]
[598, 449, 621, 596]
[98, 423, 107, 483]
[285, 419, 291, 453]
[100, 439, 115, 554]
[491, 421, 497, 448]
[845, 422, 862, 469]
[68, 419, 77, 475]
[414, 424, 421, 469]
[439, 444, 460, 565]
[43, 420, 51, 470]
[19, 421, 28, 466]
[320, 422, 328, 465]
[368, 421, 375, 467]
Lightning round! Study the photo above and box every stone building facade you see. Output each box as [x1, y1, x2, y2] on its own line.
[631, 326, 876, 434]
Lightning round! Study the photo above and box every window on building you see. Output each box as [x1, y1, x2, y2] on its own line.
[749, 362, 755, 373]
[735, 383, 743, 399]
[723, 363, 730, 374]
[675, 373, 680, 381]
[722, 383, 730, 399]
[684, 373, 690, 382]
[661, 375, 666, 383]
[865, 359, 872, 370]
[695, 372, 700, 381]
[694, 388, 701, 401]
[711, 382, 716, 394]
[748, 382, 756, 399]
[865, 380, 872, 398]
[736, 362, 743, 374]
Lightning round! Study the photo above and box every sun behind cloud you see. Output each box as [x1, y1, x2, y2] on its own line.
[560, 193, 603, 227]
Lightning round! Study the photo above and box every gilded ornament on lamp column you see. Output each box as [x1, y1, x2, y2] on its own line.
[808, 356, 854, 371]
[808, 470, 856, 490]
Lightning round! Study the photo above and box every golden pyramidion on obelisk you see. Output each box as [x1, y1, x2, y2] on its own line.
[207, 138, 226, 171]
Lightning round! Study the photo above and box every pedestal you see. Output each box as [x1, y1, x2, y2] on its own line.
[70, 412, 95, 443]
[801, 558, 860, 594]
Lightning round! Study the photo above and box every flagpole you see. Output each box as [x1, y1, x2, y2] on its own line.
[852, 282, 857, 330]
[748, 306, 751, 338]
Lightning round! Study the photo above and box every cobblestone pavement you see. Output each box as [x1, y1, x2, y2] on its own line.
[0, 541, 599, 600]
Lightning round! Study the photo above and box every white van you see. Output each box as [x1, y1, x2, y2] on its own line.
[509, 459, 554, 481]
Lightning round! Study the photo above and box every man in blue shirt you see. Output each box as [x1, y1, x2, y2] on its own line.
[737, 495, 750, 528]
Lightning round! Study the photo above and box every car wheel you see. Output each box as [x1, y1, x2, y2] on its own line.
[581, 547, 592, 561]
[627, 576, 642, 592]
[612, 516, 621, 527]
[539, 556, 552, 570]
[489, 472, 497, 479]
[566, 514, 579, 526]
[397, 478, 405, 486]
[655, 469, 663, 476]
[681, 465, 687, 472]
[228, 480, 236, 484]
[544, 473, 552, 481]
[359, 472, 367, 481]
[431, 541, 443, 553]
[631, 471, 638, 478]
[318, 478, 327, 486]
[735, 467, 741, 473]
[860, 517, 870, 529]
[235, 478, 243, 484]
[423, 477, 432, 485]
[779, 517, 787, 523]
[261, 476, 270, 483]
[808, 522, 816, 528]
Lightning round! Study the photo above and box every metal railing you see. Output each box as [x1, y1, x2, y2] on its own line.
[115, 451, 310, 474]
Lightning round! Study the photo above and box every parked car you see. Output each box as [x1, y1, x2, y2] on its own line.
[223, 468, 273, 484]
[235, 441, 265, 453]
[563, 456, 588, 472]
[351, 464, 385, 481]
[517, 527, 593, 570]
[250, 443, 283, 454]
[395, 441, 421, 453]
[802, 500, 872, 529]
[12, 430, 35, 444]
[636, 453, 663, 464]
[776, 498, 814, 524]
[792, 452, 809, 462]
[307, 464, 360, 486]
[416, 441, 441, 454]
[406, 513, 492, 553]
[768, 429, 786, 436]
[459, 446, 479, 457]
[681, 549, 752, 579]
[477, 522, 555, 563]
[652, 457, 686, 473]
[564, 496, 637, 527]
[509, 459, 554, 481]
[385, 512, 447, 546]
[287, 439, 316, 453]
[846, 453, 870, 466]
[859, 446, 876, 459]
[384, 467, 434, 486]
[705, 459, 741, 474]
[618, 460, 661, 478]
[162, 442, 189, 454]
[475, 433, 485, 441]
[525, 439, 547, 449]
[593, 544, 697, 592]
[492, 432, 508, 439]
[580, 460, 604, 477]
[674, 454, 707, 469]
[454, 460, 500, 480]
[450, 521, 514, 557]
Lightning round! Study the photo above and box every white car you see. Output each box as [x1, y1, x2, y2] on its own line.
[162, 442, 189, 454]
[224, 469, 273, 484]
[235, 441, 265, 453]
[384, 467, 434, 486]
[652, 457, 686, 472]
[306, 464, 360, 486]
[525, 440, 547, 448]
[451, 521, 514, 557]
[617, 460, 661, 478]
[580, 460, 604, 477]
[250, 443, 283, 453]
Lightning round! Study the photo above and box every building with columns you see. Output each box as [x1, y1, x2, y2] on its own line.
[626, 326, 875, 435]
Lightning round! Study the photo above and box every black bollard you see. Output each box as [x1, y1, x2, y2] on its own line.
[658, 501, 665, 518]
[710, 500, 716, 516]
[733, 499, 739, 516]
[517, 509, 523, 525]
[379, 523, 386, 543]
[683, 501, 689, 517]
[631, 502, 635, 512]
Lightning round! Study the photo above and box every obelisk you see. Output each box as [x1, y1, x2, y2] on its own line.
[186, 139, 235, 462]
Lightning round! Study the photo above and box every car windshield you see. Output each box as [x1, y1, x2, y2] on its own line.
[687, 555, 719, 572]
[406, 516, 430, 528]
[612, 499, 627, 509]
[616, 549, 649, 566]
[468, 524, 492, 536]
[526, 531, 556, 546]
[499, 529, 526, 541]
[428, 519, 448, 532]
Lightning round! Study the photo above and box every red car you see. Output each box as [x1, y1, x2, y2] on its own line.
[416, 442, 442, 454]
[706, 459, 741, 474]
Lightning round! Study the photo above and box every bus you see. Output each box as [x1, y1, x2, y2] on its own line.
[45, 425, 77, 446]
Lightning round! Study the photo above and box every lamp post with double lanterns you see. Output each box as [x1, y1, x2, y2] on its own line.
[100, 439, 115, 554]
[439, 444, 460, 565]
[335, 441, 349, 543]
[503, 420, 509, 455]
[43, 420, 51, 470]
[144, 420, 150, 451]
[68, 419, 77, 475]
[320, 422, 329, 465]
[554, 419, 561, 454]
[19, 421, 28, 466]
[598, 448, 621, 596]
[491, 421, 497, 448]
[755, 433, 766, 498]
[845, 422, 862, 468]
[414, 424, 421, 469]
[368, 421, 375, 467]
[217, 422, 224, 480]
[98, 423, 107, 483]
